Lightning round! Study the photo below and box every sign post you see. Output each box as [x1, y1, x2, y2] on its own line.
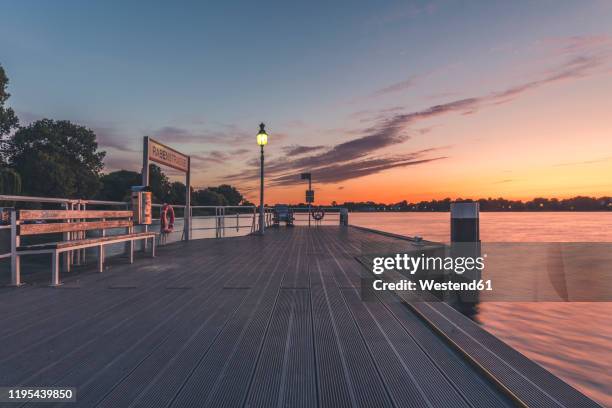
[142, 136, 191, 240]
[301, 173, 313, 227]
[142, 137, 150, 187]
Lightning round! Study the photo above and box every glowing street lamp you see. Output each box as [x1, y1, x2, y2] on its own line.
[257, 124, 268, 147]
[257, 123, 268, 235]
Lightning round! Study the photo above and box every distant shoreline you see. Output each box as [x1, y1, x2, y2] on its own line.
[319, 196, 612, 213]
[347, 209, 612, 213]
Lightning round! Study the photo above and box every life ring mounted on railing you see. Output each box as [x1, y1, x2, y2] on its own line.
[160, 203, 175, 234]
[311, 207, 325, 222]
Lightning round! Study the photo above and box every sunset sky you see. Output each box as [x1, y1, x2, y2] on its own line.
[2, 1, 612, 204]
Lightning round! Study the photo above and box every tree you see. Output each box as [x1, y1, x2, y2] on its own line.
[0, 64, 19, 162]
[0, 167, 22, 206]
[6, 119, 105, 198]
[97, 170, 141, 202]
[97, 167, 193, 204]
[209, 184, 243, 205]
[0, 167, 21, 195]
[193, 188, 227, 206]
[148, 164, 171, 203]
[167, 181, 187, 204]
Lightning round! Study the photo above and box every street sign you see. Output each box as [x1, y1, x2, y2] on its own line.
[306, 189, 314, 203]
[301, 173, 311, 180]
[148, 138, 189, 172]
[142, 136, 191, 240]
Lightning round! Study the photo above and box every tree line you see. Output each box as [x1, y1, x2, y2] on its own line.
[0, 64, 249, 207]
[337, 197, 612, 212]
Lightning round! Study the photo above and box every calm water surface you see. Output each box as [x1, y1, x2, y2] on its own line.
[351, 212, 612, 407]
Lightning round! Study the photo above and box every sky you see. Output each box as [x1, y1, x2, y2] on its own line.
[2, 0, 612, 204]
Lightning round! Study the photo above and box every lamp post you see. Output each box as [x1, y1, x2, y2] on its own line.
[256, 123, 268, 235]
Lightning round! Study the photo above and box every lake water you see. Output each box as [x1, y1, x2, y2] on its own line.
[350, 212, 612, 407]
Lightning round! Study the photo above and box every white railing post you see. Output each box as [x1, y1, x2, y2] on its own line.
[81, 202, 87, 264]
[10, 209, 22, 286]
[215, 207, 220, 238]
[63, 201, 71, 272]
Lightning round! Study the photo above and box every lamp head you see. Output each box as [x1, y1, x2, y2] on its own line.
[256, 122, 268, 146]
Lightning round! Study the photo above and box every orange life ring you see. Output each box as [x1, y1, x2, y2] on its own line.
[160, 204, 175, 233]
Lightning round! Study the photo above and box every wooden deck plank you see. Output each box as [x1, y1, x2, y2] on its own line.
[0, 226, 600, 408]
[318, 227, 513, 408]
[21, 251, 250, 407]
[426, 301, 601, 408]
[92, 242, 276, 408]
[167, 232, 293, 408]
[244, 289, 316, 408]
[311, 257, 394, 408]
[318, 228, 513, 408]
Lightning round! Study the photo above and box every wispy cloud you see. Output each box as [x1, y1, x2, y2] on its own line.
[543, 35, 612, 56]
[268, 154, 447, 185]
[227, 144, 448, 186]
[227, 43, 611, 188]
[191, 148, 251, 165]
[281, 144, 327, 156]
[103, 153, 140, 172]
[150, 126, 204, 143]
[554, 156, 612, 167]
[15, 113, 136, 154]
[369, 76, 419, 97]
[363, 48, 610, 133]
[149, 125, 260, 147]
[94, 126, 138, 152]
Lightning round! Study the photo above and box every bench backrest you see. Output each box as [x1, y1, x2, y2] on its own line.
[17, 210, 133, 236]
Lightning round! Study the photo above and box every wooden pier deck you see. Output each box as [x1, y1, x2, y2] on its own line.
[0, 226, 601, 408]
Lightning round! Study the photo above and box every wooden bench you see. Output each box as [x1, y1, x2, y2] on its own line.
[10, 209, 156, 286]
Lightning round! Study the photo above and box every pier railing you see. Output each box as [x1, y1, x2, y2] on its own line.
[291, 206, 344, 225]
[190, 205, 273, 238]
[0, 194, 347, 262]
[0, 194, 275, 262]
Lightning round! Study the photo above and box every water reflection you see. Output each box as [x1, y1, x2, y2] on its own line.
[351, 212, 612, 407]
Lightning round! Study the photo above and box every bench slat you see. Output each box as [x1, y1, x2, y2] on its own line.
[17, 232, 155, 251]
[18, 210, 133, 220]
[19, 220, 133, 236]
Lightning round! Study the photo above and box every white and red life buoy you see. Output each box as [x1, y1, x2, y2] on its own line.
[160, 204, 175, 233]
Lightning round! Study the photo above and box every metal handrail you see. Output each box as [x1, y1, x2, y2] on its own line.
[0, 195, 342, 244]
[0, 194, 127, 206]
[291, 206, 344, 210]
[0, 195, 268, 264]
[192, 205, 256, 209]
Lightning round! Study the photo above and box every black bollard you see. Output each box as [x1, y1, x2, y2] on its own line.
[450, 202, 480, 242]
[449, 202, 481, 311]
